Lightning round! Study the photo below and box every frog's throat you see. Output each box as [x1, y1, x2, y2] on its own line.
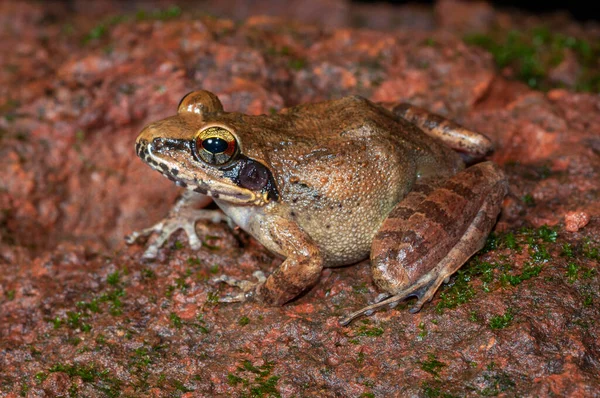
[156, 162, 265, 205]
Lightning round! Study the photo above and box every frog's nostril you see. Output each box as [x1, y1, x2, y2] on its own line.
[152, 138, 165, 150]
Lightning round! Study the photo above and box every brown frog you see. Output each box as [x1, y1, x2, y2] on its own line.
[127, 90, 508, 324]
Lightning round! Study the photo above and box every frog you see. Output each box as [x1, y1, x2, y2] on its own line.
[127, 90, 508, 325]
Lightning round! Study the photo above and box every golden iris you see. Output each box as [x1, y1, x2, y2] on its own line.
[195, 126, 238, 165]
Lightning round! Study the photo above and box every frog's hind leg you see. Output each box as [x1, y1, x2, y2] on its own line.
[340, 161, 507, 326]
[393, 103, 493, 164]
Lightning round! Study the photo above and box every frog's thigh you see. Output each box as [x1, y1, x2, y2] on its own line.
[371, 161, 508, 304]
[393, 103, 493, 163]
[256, 218, 324, 306]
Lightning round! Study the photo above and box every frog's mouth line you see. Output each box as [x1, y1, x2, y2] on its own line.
[135, 140, 263, 204]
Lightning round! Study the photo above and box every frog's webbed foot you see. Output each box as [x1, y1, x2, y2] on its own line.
[212, 271, 267, 302]
[339, 272, 445, 326]
[126, 208, 228, 259]
[126, 191, 230, 259]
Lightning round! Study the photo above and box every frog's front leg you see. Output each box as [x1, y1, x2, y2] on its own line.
[340, 161, 507, 325]
[126, 190, 230, 259]
[215, 217, 324, 305]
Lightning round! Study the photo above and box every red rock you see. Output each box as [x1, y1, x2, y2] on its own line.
[564, 211, 590, 232]
[1, 1, 599, 397]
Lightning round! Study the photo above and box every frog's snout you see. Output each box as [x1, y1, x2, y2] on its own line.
[135, 139, 149, 160]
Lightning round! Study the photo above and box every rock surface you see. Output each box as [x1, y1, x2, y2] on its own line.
[1, 1, 599, 397]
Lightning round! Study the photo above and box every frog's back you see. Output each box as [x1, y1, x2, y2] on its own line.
[241, 96, 465, 266]
[275, 95, 464, 179]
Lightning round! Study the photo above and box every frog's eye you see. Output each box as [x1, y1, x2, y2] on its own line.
[195, 126, 238, 166]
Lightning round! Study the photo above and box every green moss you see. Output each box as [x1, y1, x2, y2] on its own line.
[106, 270, 121, 286]
[34, 372, 47, 384]
[355, 320, 384, 337]
[170, 312, 183, 329]
[422, 382, 458, 398]
[227, 360, 281, 397]
[489, 309, 514, 329]
[206, 292, 219, 305]
[437, 226, 557, 312]
[522, 194, 536, 207]
[435, 265, 479, 312]
[174, 275, 189, 292]
[582, 239, 599, 260]
[504, 232, 518, 250]
[227, 373, 245, 386]
[193, 314, 210, 334]
[417, 322, 428, 340]
[5, 289, 15, 301]
[202, 240, 220, 251]
[357, 352, 366, 364]
[172, 379, 194, 393]
[469, 311, 481, 322]
[529, 242, 551, 263]
[130, 347, 152, 368]
[100, 288, 125, 316]
[48, 363, 121, 397]
[561, 243, 574, 258]
[353, 282, 369, 294]
[250, 375, 281, 397]
[187, 256, 201, 266]
[238, 316, 250, 326]
[77, 297, 101, 313]
[289, 58, 307, 71]
[173, 240, 184, 250]
[582, 268, 596, 280]
[141, 268, 156, 279]
[478, 366, 516, 396]
[165, 285, 175, 298]
[499, 263, 542, 286]
[566, 262, 580, 283]
[464, 27, 600, 92]
[68, 336, 82, 346]
[136, 5, 181, 21]
[65, 311, 92, 332]
[582, 293, 593, 307]
[536, 225, 558, 243]
[83, 6, 182, 45]
[420, 354, 446, 378]
[84, 24, 109, 43]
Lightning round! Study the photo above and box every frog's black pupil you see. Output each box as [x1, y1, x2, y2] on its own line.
[202, 137, 228, 154]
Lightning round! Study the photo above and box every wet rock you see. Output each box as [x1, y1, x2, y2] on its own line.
[1, 0, 599, 397]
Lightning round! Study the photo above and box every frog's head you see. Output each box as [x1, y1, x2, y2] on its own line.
[135, 90, 278, 206]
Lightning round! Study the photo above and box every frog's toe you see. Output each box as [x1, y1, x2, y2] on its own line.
[128, 208, 231, 258]
[372, 292, 392, 304]
[125, 221, 165, 245]
[213, 271, 266, 289]
[218, 292, 249, 303]
[339, 273, 441, 326]
[218, 292, 242, 302]
[213, 271, 266, 302]
[140, 219, 196, 259]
